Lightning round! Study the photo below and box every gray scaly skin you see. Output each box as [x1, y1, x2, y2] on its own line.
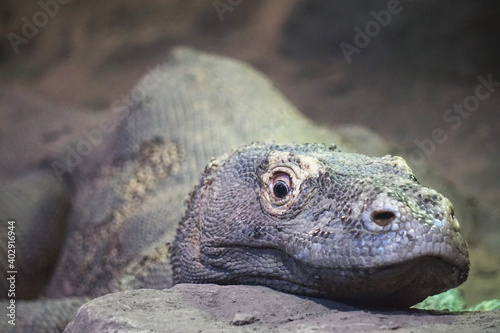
[173, 143, 469, 308]
[0, 48, 470, 332]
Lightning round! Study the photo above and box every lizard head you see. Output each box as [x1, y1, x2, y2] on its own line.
[172, 143, 470, 308]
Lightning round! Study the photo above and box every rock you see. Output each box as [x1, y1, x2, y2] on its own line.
[64, 284, 500, 333]
[231, 313, 258, 326]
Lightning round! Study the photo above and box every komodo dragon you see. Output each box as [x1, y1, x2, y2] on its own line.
[0, 48, 469, 332]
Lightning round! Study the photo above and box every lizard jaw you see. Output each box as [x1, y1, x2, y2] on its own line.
[196, 243, 468, 308]
[280, 254, 469, 308]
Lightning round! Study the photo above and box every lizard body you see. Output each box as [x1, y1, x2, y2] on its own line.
[0, 48, 469, 332]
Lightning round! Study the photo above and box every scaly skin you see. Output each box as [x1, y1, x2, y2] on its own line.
[0, 48, 473, 332]
[173, 143, 469, 307]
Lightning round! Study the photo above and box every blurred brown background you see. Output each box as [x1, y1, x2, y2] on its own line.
[1, 0, 499, 301]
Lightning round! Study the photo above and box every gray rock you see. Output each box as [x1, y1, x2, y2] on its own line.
[231, 313, 258, 326]
[65, 284, 500, 333]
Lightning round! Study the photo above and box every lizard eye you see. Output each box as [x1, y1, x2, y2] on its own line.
[271, 173, 292, 199]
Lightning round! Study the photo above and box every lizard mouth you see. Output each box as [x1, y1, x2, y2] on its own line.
[205, 244, 469, 308]
[291, 255, 469, 308]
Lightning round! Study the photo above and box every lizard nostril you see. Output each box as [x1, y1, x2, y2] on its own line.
[371, 210, 396, 226]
